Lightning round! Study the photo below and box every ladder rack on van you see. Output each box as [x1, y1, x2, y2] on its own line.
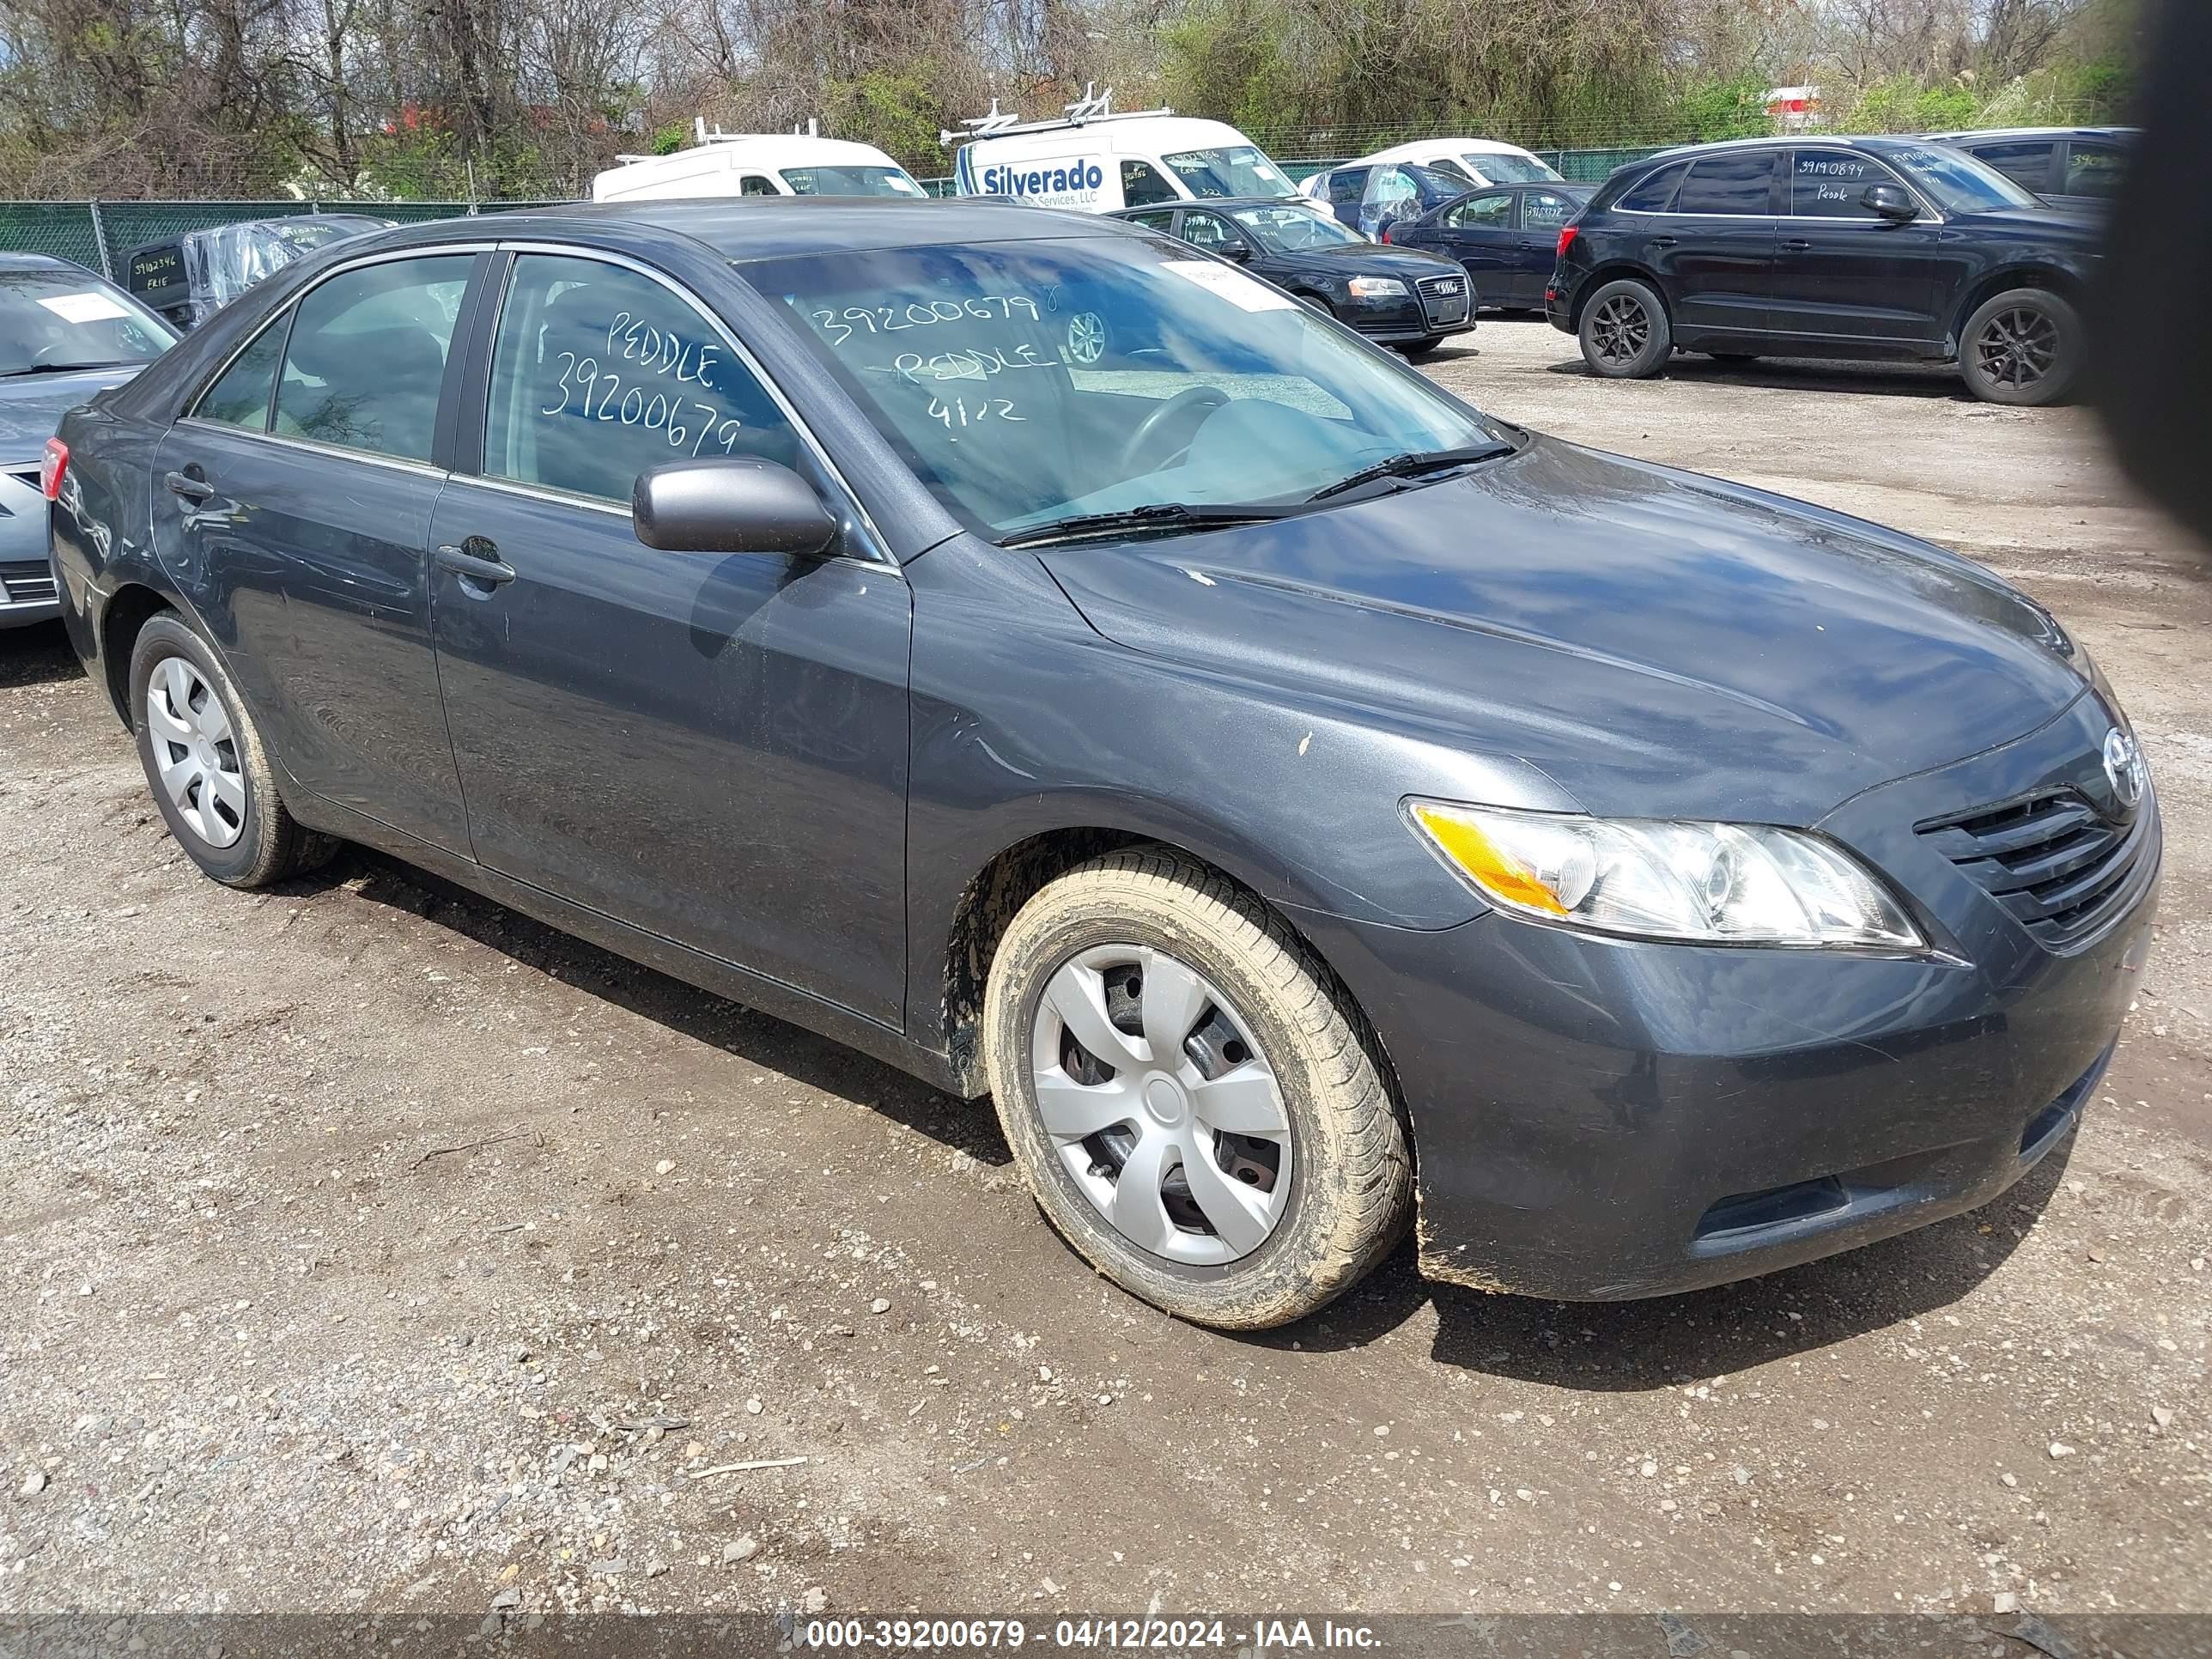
[692, 115, 823, 145]
[938, 86, 1175, 148]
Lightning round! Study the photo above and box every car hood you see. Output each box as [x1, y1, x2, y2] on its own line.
[0, 366, 141, 459]
[1289, 245, 1461, 277]
[1038, 436, 2090, 823]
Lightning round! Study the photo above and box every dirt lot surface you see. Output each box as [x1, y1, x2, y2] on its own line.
[2, 320, 2206, 1621]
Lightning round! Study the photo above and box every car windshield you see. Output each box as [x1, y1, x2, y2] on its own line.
[1464, 152, 1561, 184]
[750, 235, 1509, 538]
[1162, 146, 1293, 199]
[779, 166, 926, 198]
[1882, 143, 2041, 212]
[0, 268, 176, 374]
[1229, 202, 1364, 252]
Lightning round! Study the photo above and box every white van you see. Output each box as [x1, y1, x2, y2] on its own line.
[946, 89, 1296, 213]
[1301, 137, 1564, 193]
[592, 120, 927, 203]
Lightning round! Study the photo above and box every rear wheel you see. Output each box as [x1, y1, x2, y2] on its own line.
[1578, 277, 1671, 379]
[1960, 287, 2080, 406]
[983, 848, 1413, 1331]
[129, 612, 331, 888]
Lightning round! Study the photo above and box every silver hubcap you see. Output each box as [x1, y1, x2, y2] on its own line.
[145, 655, 246, 849]
[1029, 944, 1292, 1267]
[1065, 312, 1108, 367]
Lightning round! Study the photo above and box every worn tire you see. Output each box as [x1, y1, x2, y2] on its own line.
[1959, 286, 2081, 407]
[982, 847, 1413, 1331]
[129, 611, 333, 888]
[1577, 276, 1671, 379]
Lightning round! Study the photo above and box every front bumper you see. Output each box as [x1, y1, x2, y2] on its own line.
[1297, 693, 2159, 1301]
[0, 559, 61, 628]
[1, 462, 60, 628]
[1346, 278, 1474, 346]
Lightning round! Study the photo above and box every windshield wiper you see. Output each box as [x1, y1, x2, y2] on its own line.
[1304, 441, 1516, 503]
[0, 360, 139, 379]
[998, 501, 1297, 549]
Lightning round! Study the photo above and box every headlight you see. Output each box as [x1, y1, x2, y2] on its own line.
[1407, 799, 1925, 951]
[1347, 276, 1408, 298]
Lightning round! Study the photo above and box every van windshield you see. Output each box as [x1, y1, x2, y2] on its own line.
[779, 166, 926, 198]
[1162, 146, 1293, 200]
[1465, 152, 1560, 184]
[750, 234, 1508, 538]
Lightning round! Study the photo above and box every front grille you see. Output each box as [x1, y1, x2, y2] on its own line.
[0, 562, 58, 606]
[1917, 787, 2153, 948]
[1417, 273, 1469, 325]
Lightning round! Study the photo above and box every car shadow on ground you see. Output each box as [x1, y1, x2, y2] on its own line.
[1546, 354, 1978, 401]
[1275, 1133, 2073, 1389]
[329, 846, 1014, 1168]
[301, 842, 2074, 1381]
[0, 621, 86, 690]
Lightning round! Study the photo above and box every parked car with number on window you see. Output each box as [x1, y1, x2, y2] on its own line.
[1548, 135, 2107, 404]
[2, 252, 176, 628]
[1105, 198, 1472, 355]
[49, 200, 2154, 1330]
[1924, 126, 2133, 216]
[1384, 182, 1595, 312]
[1301, 161, 1476, 240]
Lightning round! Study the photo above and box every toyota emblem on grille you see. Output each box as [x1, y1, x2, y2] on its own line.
[2102, 727, 2147, 811]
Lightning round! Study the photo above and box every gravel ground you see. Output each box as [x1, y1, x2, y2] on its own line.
[1, 319, 2206, 1620]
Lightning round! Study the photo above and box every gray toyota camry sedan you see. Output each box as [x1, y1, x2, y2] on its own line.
[46, 200, 2155, 1330]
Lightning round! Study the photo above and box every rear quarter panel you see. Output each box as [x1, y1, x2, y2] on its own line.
[50, 402, 173, 705]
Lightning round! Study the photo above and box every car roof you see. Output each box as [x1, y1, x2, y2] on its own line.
[354, 197, 1137, 264]
[1107, 196, 1316, 216]
[1363, 137, 1541, 163]
[0, 250, 92, 273]
[1925, 125, 2136, 142]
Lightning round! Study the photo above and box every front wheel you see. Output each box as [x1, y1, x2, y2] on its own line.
[983, 848, 1413, 1331]
[1577, 277, 1671, 379]
[1960, 287, 2081, 406]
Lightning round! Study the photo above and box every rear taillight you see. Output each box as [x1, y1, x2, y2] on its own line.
[1378, 225, 1393, 244]
[1555, 226, 1578, 258]
[40, 437, 67, 501]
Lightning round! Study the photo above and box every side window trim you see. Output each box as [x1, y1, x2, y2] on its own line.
[183, 304, 296, 433]
[178, 242, 499, 472]
[477, 240, 891, 562]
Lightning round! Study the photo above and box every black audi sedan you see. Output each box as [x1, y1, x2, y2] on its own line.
[1104, 197, 1471, 354]
[1547, 135, 2106, 404]
[47, 200, 2154, 1330]
[1383, 181, 1596, 312]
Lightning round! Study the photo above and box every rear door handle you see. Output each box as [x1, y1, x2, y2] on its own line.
[1782, 238, 1813, 252]
[1649, 234, 1677, 248]
[164, 470, 213, 502]
[434, 540, 516, 588]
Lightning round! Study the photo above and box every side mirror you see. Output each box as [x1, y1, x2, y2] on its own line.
[1863, 183, 1917, 222]
[632, 457, 839, 556]
[1217, 241, 1251, 262]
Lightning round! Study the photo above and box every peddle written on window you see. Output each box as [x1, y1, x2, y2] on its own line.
[537, 308, 748, 459]
[797, 291, 1066, 433]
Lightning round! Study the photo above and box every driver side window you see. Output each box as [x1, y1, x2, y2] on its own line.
[1446, 191, 1515, 229]
[1177, 213, 1237, 254]
[483, 253, 795, 506]
[1121, 160, 1177, 208]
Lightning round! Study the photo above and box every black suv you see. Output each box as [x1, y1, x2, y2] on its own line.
[1546, 136, 2106, 404]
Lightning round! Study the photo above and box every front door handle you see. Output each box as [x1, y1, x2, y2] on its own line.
[434, 540, 516, 588]
[164, 469, 213, 502]
[1782, 238, 1813, 252]
[1650, 234, 1678, 248]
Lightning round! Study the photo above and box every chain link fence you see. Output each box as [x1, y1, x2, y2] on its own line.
[0, 199, 560, 277]
[0, 143, 1679, 272]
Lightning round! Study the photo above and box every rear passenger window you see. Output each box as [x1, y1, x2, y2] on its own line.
[2063, 144, 2124, 198]
[1124, 210, 1176, 233]
[274, 255, 471, 463]
[1790, 150, 1885, 218]
[1674, 153, 1778, 215]
[1445, 191, 1514, 228]
[1970, 140, 2058, 191]
[192, 318, 286, 430]
[1326, 167, 1370, 207]
[1614, 161, 1687, 213]
[483, 253, 796, 506]
[1121, 161, 1177, 208]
